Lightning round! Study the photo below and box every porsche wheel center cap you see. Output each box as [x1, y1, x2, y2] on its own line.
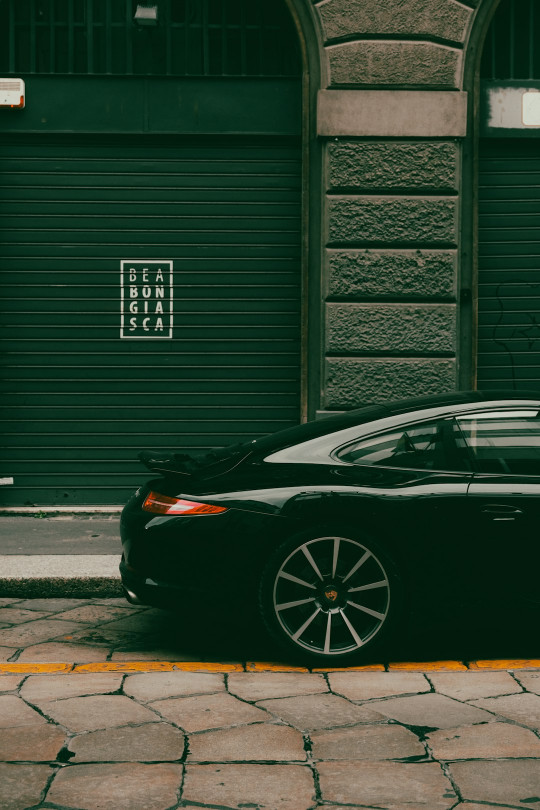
[319, 582, 346, 609]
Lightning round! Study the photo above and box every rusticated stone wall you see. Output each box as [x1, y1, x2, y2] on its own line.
[309, 0, 478, 409]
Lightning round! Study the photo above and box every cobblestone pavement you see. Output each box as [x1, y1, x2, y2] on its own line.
[1, 597, 540, 809]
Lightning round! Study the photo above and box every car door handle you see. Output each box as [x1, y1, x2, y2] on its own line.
[481, 505, 523, 520]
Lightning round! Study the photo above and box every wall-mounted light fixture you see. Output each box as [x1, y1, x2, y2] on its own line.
[134, 4, 158, 26]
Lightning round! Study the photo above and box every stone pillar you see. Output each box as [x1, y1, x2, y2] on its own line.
[310, 0, 475, 410]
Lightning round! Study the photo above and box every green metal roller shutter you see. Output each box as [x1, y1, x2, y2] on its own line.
[478, 139, 540, 390]
[0, 135, 302, 505]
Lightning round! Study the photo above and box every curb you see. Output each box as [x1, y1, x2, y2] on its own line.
[1, 659, 540, 675]
[0, 555, 122, 598]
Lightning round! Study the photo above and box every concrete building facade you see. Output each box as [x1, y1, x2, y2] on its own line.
[0, 0, 535, 504]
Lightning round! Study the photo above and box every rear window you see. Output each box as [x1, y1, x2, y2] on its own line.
[334, 418, 468, 472]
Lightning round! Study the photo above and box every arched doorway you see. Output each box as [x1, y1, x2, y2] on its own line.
[476, 0, 540, 391]
[0, 0, 306, 505]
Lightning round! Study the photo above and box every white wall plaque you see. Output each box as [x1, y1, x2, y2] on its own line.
[120, 260, 173, 339]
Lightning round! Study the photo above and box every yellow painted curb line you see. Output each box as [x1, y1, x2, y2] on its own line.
[1, 660, 540, 675]
[246, 662, 309, 673]
[0, 663, 73, 674]
[468, 659, 540, 670]
[312, 665, 385, 672]
[74, 662, 244, 673]
[388, 660, 468, 672]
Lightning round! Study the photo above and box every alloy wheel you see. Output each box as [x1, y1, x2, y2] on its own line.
[271, 535, 391, 657]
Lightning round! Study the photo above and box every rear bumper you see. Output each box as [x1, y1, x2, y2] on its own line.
[119, 558, 205, 609]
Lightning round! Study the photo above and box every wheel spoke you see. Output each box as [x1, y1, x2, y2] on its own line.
[348, 600, 386, 621]
[348, 579, 388, 593]
[324, 611, 333, 654]
[332, 538, 340, 578]
[292, 607, 321, 641]
[301, 544, 324, 581]
[342, 550, 371, 583]
[276, 597, 317, 611]
[278, 571, 317, 590]
[340, 608, 364, 648]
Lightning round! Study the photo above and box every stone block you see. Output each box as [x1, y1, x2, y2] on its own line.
[69, 723, 186, 762]
[327, 250, 456, 299]
[256, 693, 386, 731]
[0, 724, 66, 761]
[47, 763, 184, 810]
[328, 197, 457, 246]
[318, 0, 471, 43]
[327, 303, 456, 354]
[328, 41, 461, 88]
[471, 693, 540, 729]
[188, 723, 306, 762]
[369, 693, 495, 729]
[448, 760, 540, 805]
[151, 691, 269, 732]
[327, 142, 458, 192]
[0, 675, 23, 692]
[324, 357, 456, 409]
[124, 670, 225, 701]
[318, 90, 468, 137]
[427, 722, 540, 760]
[318, 761, 457, 808]
[182, 764, 315, 810]
[52, 605, 134, 623]
[17, 641, 110, 663]
[21, 672, 123, 702]
[228, 672, 328, 701]
[0, 608, 50, 624]
[0, 763, 52, 810]
[429, 671, 522, 701]
[0, 646, 18, 662]
[39, 694, 157, 732]
[514, 670, 540, 694]
[328, 671, 430, 701]
[0, 695, 47, 728]
[311, 724, 425, 761]
[0, 618, 84, 648]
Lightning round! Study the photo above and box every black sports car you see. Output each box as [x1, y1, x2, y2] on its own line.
[120, 390, 540, 664]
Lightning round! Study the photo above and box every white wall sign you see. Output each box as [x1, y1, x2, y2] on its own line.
[120, 260, 173, 339]
[523, 91, 540, 126]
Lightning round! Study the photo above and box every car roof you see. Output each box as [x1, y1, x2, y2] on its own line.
[249, 389, 540, 454]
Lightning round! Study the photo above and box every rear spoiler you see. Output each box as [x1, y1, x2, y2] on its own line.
[138, 450, 204, 476]
[138, 445, 252, 478]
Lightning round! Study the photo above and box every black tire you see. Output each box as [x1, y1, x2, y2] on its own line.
[258, 525, 402, 665]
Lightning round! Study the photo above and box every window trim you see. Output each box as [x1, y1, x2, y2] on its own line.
[331, 416, 466, 474]
[454, 407, 540, 478]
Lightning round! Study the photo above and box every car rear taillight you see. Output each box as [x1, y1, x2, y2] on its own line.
[142, 491, 228, 516]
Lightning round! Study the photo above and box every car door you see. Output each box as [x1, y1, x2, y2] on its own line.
[330, 416, 475, 600]
[456, 408, 540, 604]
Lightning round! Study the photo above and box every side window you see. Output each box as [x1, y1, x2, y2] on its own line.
[456, 410, 540, 475]
[335, 419, 463, 471]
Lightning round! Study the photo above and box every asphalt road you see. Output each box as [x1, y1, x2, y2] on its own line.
[0, 517, 120, 555]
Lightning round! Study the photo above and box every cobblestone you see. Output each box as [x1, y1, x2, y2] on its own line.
[318, 760, 457, 808]
[0, 597, 539, 809]
[69, 723, 185, 762]
[328, 670, 430, 700]
[370, 692, 495, 728]
[257, 692, 387, 730]
[471, 692, 540, 729]
[428, 671, 522, 700]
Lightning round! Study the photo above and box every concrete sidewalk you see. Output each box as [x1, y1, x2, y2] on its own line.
[0, 513, 122, 598]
